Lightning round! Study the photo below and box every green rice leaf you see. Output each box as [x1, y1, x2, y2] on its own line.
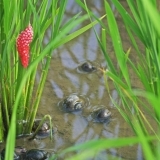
[52, 136, 156, 160]
[104, 1, 130, 86]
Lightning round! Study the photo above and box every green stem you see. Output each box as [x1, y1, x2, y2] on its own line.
[24, 42, 41, 122]
[24, 69, 36, 120]
[16, 62, 27, 136]
[28, 115, 52, 140]
[26, 54, 52, 133]
[1, 80, 9, 132]
[0, 103, 4, 142]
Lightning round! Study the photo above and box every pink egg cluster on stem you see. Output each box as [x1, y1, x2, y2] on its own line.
[16, 24, 33, 68]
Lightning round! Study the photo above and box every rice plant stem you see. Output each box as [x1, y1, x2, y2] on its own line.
[16, 63, 26, 135]
[24, 69, 37, 120]
[26, 54, 52, 134]
[1, 82, 9, 130]
[28, 115, 52, 140]
[0, 103, 4, 142]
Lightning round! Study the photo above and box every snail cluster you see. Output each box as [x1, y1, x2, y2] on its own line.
[1, 61, 111, 160]
[0, 147, 49, 160]
[0, 121, 56, 159]
[59, 94, 111, 122]
[58, 61, 111, 123]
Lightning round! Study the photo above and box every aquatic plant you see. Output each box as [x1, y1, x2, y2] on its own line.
[0, 0, 104, 159]
[101, 0, 160, 159]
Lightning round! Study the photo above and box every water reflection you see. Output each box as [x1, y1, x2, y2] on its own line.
[50, 80, 64, 98]
[109, 89, 121, 107]
[72, 115, 88, 140]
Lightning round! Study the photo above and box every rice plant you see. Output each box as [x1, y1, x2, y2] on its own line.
[84, 0, 160, 159]
[0, 0, 104, 159]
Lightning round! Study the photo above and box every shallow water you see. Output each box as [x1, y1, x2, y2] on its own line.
[0, 1, 148, 160]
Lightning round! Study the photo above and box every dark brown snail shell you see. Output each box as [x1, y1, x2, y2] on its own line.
[32, 120, 51, 139]
[23, 149, 48, 160]
[91, 108, 111, 123]
[62, 95, 84, 112]
[81, 61, 97, 73]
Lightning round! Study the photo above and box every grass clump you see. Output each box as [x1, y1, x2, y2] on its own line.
[0, 0, 102, 159]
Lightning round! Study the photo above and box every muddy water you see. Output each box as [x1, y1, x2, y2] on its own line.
[0, 1, 145, 160]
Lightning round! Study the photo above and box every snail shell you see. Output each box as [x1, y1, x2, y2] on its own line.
[81, 61, 97, 73]
[62, 95, 84, 112]
[92, 108, 111, 123]
[24, 149, 48, 160]
[32, 120, 51, 139]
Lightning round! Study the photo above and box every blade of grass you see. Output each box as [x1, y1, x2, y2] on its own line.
[50, 136, 156, 160]
[104, 0, 130, 86]
[112, 0, 144, 42]
[0, 103, 4, 142]
[54, 14, 106, 48]
[140, 0, 160, 37]
[133, 119, 155, 160]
